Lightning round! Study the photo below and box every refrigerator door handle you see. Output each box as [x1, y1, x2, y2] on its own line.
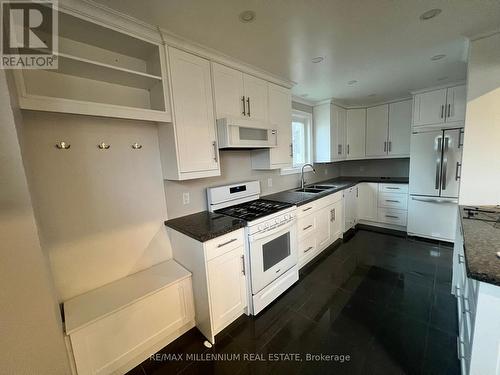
[435, 137, 442, 190]
[411, 196, 458, 204]
[441, 137, 449, 191]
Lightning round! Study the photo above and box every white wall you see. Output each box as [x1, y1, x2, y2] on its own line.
[0, 71, 71, 374]
[18, 112, 173, 301]
[460, 32, 500, 205]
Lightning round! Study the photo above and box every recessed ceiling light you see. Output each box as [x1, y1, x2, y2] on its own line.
[311, 56, 324, 63]
[437, 76, 449, 81]
[420, 8, 442, 21]
[431, 54, 446, 61]
[347, 80, 358, 86]
[239, 10, 256, 23]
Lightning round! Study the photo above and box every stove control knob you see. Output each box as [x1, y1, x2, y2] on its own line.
[258, 225, 264, 231]
[275, 218, 279, 224]
[265, 223, 270, 228]
[284, 214, 289, 220]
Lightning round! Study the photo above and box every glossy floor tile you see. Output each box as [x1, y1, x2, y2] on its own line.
[128, 229, 459, 375]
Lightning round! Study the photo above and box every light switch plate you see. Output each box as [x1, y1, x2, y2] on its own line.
[182, 192, 190, 205]
[267, 178, 273, 188]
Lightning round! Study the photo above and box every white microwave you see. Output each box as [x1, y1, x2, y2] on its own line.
[217, 117, 277, 149]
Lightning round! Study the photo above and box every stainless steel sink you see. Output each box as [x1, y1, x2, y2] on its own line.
[293, 188, 325, 194]
[308, 184, 338, 190]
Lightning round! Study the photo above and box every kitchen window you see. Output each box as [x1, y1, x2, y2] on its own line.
[282, 110, 313, 174]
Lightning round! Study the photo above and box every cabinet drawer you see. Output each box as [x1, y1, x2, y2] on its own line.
[298, 235, 317, 267]
[205, 229, 245, 260]
[297, 201, 317, 218]
[378, 193, 408, 210]
[297, 214, 316, 239]
[377, 208, 407, 226]
[378, 183, 408, 194]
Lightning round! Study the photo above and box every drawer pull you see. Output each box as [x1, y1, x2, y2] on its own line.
[386, 200, 400, 203]
[241, 255, 245, 275]
[385, 187, 401, 190]
[302, 207, 313, 212]
[217, 238, 238, 248]
[385, 215, 399, 219]
[303, 224, 313, 231]
[304, 246, 313, 253]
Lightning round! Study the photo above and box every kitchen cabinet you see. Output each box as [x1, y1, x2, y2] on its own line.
[357, 182, 378, 221]
[343, 186, 358, 231]
[159, 47, 220, 180]
[212, 62, 268, 122]
[251, 83, 292, 169]
[329, 200, 343, 241]
[313, 103, 346, 162]
[412, 85, 466, 127]
[207, 246, 247, 333]
[168, 228, 247, 344]
[346, 108, 366, 159]
[388, 100, 412, 156]
[366, 105, 389, 157]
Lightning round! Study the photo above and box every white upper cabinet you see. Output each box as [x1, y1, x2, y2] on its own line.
[388, 100, 412, 156]
[212, 62, 268, 122]
[251, 83, 292, 169]
[211, 63, 245, 118]
[159, 47, 219, 180]
[346, 108, 366, 159]
[243, 75, 268, 122]
[445, 85, 466, 123]
[313, 103, 346, 162]
[412, 85, 466, 127]
[366, 105, 389, 157]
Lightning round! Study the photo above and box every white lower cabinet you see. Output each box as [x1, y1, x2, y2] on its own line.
[168, 228, 247, 344]
[343, 186, 358, 232]
[357, 182, 378, 221]
[297, 192, 343, 268]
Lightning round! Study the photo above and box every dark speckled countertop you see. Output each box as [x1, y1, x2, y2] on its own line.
[165, 211, 246, 242]
[263, 176, 409, 206]
[460, 206, 500, 287]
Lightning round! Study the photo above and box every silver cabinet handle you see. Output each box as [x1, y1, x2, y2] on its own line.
[458, 129, 464, 148]
[290, 143, 293, 157]
[302, 207, 312, 212]
[384, 141, 387, 152]
[447, 104, 451, 118]
[303, 224, 313, 230]
[386, 200, 400, 203]
[411, 196, 458, 204]
[304, 246, 313, 253]
[440, 105, 444, 119]
[455, 162, 462, 181]
[435, 137, 442, 190]
[458, 254, 465, 264]
[241, 255, 245, 275]
[386, 215, 399, 219]
[338, 144, 341, 155]
[388, 141, 392, 152]
[246, 97, 251, 117]
[217, 238, 237, 248]
[356, 187, 358, 198]
[212, 141, 218, 162]
[386, 187, 400, 190]
[442, 137, 449, 191]
[347, 144, 350, 155]
[241, 96, 246, 116]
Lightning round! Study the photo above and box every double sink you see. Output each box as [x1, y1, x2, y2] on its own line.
[294, 184, 339, 194]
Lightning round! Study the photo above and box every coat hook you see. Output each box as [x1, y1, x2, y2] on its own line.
[98, 142, 110, 150]
[55, 141, 70, 149]
[131, 142, 142, 150]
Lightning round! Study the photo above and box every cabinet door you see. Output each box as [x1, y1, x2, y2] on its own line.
[346, 108, 366, 159]
[313, 103, 333, 162]
[445, 85, 466, 123]
[243, 74, 268, 122]
[333, 105, 347, 161]
[268, 83, 292, 167]
[357, 182, 378, 221]
[388, 100, 412, 156]
[212, 62, 244, 119]
[366, 105, 389, 157]
[207, 247, 247, 333]
[168, 47, 218, 173]
[316, 206, 331, 251]
[329, 201, 343, 242]
[343, 187, 358, 231]
[413, 88, 447, 126]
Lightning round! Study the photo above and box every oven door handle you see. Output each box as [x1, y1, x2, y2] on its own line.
[249, 219, 295, 242]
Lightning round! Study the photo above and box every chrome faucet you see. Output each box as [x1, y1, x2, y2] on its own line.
[300, 163, 316, 189]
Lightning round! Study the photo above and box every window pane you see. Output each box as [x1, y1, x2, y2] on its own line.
[292, 120, 306, 166]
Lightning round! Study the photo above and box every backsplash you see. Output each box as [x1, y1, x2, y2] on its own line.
[340, 158, 410, 177]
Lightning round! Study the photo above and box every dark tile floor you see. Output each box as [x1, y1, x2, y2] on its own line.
[128, 229, 459, 375]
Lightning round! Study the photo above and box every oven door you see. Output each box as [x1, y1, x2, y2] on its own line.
[248, 221, 297, 294]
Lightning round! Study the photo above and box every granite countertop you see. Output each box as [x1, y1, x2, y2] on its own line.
[460, 206, 500, 287]
[165, 211, 246, 242]
[263, 176, 409, 207]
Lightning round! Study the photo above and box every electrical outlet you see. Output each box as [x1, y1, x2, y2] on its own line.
[182, 192, 190, 205]
[267, 178, 273, 188]
[324, 168, 329, 175]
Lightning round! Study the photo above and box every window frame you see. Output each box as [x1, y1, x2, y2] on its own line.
[281, 109, 313, 175]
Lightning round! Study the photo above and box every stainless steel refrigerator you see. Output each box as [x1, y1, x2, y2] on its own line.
[408, 127, 464, 242]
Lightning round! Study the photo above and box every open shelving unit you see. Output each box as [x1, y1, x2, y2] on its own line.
[14, 9, 171, 122]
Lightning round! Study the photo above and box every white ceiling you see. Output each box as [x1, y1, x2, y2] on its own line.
[94, 0, 500, 106]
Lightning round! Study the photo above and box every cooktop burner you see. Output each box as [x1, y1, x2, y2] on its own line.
[215, 199, 293, 221]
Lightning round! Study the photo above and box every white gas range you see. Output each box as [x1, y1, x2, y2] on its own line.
[207, 181, 298, 315]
